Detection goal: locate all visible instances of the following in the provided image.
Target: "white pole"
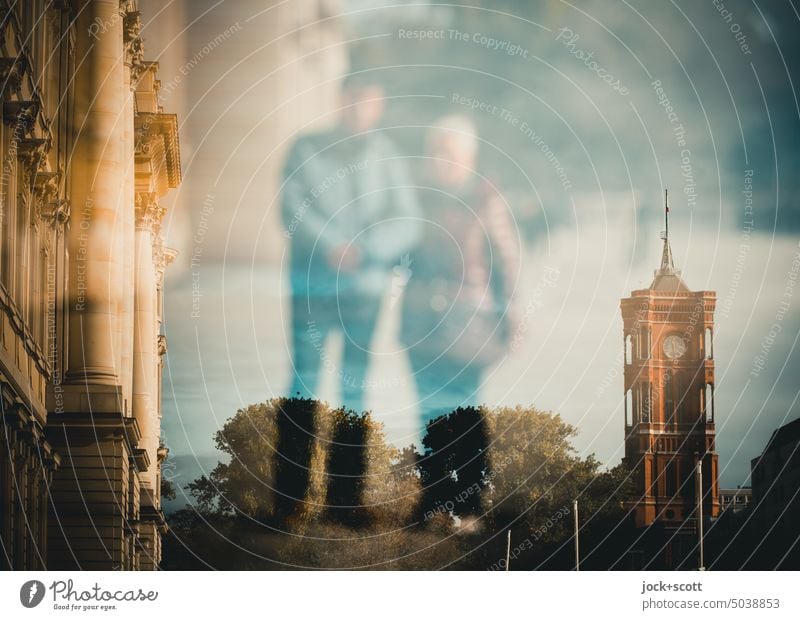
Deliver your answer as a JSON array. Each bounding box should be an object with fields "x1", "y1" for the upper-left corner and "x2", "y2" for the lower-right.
[
  {"x1": 505, "y1": 529, "x2": 511, "y2": 571},
  {"x1": 697, "y1": 460, "x2": 705, "y2": 570},
  {"x1": 573, "y1": 499, "x2": 580, "y2": 571}
]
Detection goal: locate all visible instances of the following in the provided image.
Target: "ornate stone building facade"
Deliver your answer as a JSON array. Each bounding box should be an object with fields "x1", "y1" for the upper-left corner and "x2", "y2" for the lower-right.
[{"x1": 0, "y1": 0, "x2": 180, "y2": 570}]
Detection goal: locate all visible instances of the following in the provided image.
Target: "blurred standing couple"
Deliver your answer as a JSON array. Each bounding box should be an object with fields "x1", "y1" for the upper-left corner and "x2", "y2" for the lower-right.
[{"x1": 281, "y1": 73, "x2": 520, "y2": 431}]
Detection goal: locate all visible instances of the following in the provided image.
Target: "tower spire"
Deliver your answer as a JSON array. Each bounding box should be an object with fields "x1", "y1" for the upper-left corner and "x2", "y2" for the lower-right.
[{"x1": 658, "y1": 189, "x2": 675, "y2": 275}]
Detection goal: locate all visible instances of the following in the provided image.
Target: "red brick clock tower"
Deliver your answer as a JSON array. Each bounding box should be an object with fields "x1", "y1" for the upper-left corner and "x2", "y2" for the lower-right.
[{"x1": 621, "y1": 197, "x2": 720, "y2": 530}]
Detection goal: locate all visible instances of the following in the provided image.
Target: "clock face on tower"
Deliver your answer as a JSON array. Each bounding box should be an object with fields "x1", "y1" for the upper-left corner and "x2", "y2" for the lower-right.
[{"x1": 662, "y1": 334, "x2": 687, "y2": 359}]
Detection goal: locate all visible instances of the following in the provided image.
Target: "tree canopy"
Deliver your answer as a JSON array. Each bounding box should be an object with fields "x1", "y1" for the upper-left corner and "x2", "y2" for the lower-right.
[{"x1": 163, "y1": 398, "x2": 634, "y2": 570}]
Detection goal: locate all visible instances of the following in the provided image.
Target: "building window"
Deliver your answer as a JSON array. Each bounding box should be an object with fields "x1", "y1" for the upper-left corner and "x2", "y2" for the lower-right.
[
  {"x1": 705, "y1": 327, "x2": 713, "y2": 359},
  {"x1": 664, "y1": 373, "x2": 675, "y2": 429},
  {"x1": 625, "y1": 334, "x2": 632, "y2": 365},
  {"x1": 675, "y1": 374, "x2": 686, "y2": 424},
  {"x1": 639, "y1": 327, "x2": 651, "y2": 360},
  {"x1": 15, "y1": 189, "x2": 29, "y2": 309},
  {"x1": 28, "y1": 221, "x2": 39, "y2": 341},
  {"x1": 625, "y1": 388, "x2": 633, "y2": 426},
  {"x1": 640, "y1": 381, "x2": 651, "y2": 423}
]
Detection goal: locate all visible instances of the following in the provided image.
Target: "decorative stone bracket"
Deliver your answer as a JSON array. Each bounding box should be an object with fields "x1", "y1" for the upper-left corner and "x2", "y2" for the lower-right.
[
  {"x1": 0, "y1": 57, "x2": 25, "y2": 97},
  {"x1": 34, "y1": 170, "x2": 69, "y2": 228},
  {"x1": 2, "y1": 99, "x2": 38, "y2": 134},
  {"x1": 123, "y1": 10, "x2": 145, "y2": 84},
  {"x1": 18, "y1": 137, "x2": 49, "y2": 187},
  {"x1": 157, "y1": 334, "x2": 167, "y2": 356}
]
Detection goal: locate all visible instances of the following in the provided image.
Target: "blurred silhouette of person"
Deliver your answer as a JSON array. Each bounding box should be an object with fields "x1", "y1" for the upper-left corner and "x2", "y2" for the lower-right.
[
  {"x1": 401, "y1": 115, "x2": 521, "y2": 429},
  {"x1": 281, "y1": 73, "x2": 420, "y2": 412}
]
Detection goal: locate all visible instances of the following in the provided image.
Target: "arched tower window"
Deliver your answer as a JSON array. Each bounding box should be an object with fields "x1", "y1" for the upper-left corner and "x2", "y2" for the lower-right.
[
  {"x1": 700, "y1": 386, "x2": 706, "y2": 422},
  {"x1": 675, "y1": 374, "x2": 686, "y2": 424},
  {"x1": 639, "y1": 327, "x2": 651, "y2": 360},
  {"x1": 705, "y1": 328, "x2": 713, "y2": 359},
  {"x1": 625, "y1": 334, "x2": 633, "y2": 365},
  {"x1": 664, "y1": 372, "x2": 675, "y2": 429},
  {"x1": 641, "y1": 381, "x2": 651, "y2": 423},
  {"x1": 625, "y1": 388, "x2": 633, "y2": 427}
]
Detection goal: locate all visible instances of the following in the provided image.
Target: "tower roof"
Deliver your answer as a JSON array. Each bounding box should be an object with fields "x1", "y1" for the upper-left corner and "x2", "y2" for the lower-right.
[{"x1": 649, "y1": 190, "x2": 689, "y2": 292}]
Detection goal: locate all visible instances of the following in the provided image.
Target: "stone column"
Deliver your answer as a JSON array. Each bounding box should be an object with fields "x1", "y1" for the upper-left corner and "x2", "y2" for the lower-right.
[
  {"x1": 132, "y1": 192, "x2": 162, "y2": 492},
  {"x1": 120, "y1": 5, "x2": 144, "y2": 412},
  {"x1": 48, "y1": 0, "x2": 135, "y2": 571},
  {"x1": 66, "y1": 0, "x2": 125, "y2": 386}
]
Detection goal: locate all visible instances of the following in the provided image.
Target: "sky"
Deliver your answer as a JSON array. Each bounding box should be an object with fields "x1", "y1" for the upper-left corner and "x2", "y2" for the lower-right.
[{"x1": 138, "y1": 0, "x2": 800, "y2": 510}]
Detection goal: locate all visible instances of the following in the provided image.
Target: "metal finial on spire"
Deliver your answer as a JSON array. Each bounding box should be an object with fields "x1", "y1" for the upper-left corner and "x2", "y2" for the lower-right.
[
  {"x1": 658, "y1": 189, "x2": 675, "y2": 275},
  {"x1": 650, "y1": 189, "x2": 687, "y2": 289}
]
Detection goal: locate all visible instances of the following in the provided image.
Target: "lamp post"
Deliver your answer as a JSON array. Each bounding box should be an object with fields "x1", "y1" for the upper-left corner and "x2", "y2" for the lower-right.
[
  {"x1": 573, "y1": 499, "x2": 580, "y2": 571},
  {"x1": 696, "y1": 460, "x2": 705, "y2": 570}
]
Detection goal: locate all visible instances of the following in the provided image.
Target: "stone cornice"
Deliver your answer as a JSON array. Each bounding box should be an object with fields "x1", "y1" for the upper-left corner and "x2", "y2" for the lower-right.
[
  {"x1": 135, "y1": 111, "x2": 181, "y2": 192},
  {"x1": 134, "y1": 62, "x2": 181, "y2": 226},
  {"x1": 46, "y1": 410, "x2": 143, "y2": 447},
  {"x1": 132, "y1": 447, "x2": 150, "y2": 472}
]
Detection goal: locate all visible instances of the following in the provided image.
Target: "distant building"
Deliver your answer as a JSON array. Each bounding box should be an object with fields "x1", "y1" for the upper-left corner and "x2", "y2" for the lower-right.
[
  {"x1": 750, "y1": 417, "x2": 800, "y2": 528},
  {"x1": 0, "y1": 1, "x2": 180, "y2": 569},
  {"x1": 719, "y1": 487, "x2": 752, "y2": 513},
  {"x1": 621, "y1": 205, "x2": 720, "y2": 530}
]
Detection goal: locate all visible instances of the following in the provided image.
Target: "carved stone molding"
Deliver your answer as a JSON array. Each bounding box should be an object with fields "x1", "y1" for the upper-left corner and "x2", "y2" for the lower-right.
[
  {"x1": 0, "y1": 57, "x2": 25, "y2": 97},
  {"x1": 123, "y1": 10, "x2": 145, "y2": 84},
  {"x1": 157, "y1": 334, "x2": 167, "y2": 356},
  {"x1": 49, "y1": 199, "x2": 70, "y2": 228},
  {"x1": 134, "y1": 133, "x2": 158, "y2": 158},
  {"x1": 18, "y1": 138, "x2": 48, "y2": 187},
  {"x1": 33, "y1": 170, "x2": 59, "y2": 202},
  {"x1": 135, "y1": 191, "x2": 165, "y2": 231},
  {"x1": 33, "y1": 170, "x2": 69, "y2": 230},
  {"x1": 152, "y1": 241, "x2": 164, "y2": 271},
  {"x1": 163, "y1": 246, "x2": 178, "y2": 270},
  {"x1": 2, "y1": 100, "x2": 38, "y2": 134},
  {"x1": 152, "y1": 242, "x2": 177, "y2": 274}
]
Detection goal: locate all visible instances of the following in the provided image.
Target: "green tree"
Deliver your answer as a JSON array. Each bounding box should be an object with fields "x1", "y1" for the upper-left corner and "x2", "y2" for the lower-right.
[
  {"x1": 415, "y1": 406, "x2": 634, "y2": 569},
  {"x1": 164, "y1": 400, "x2": 635, "y2": 569}
]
